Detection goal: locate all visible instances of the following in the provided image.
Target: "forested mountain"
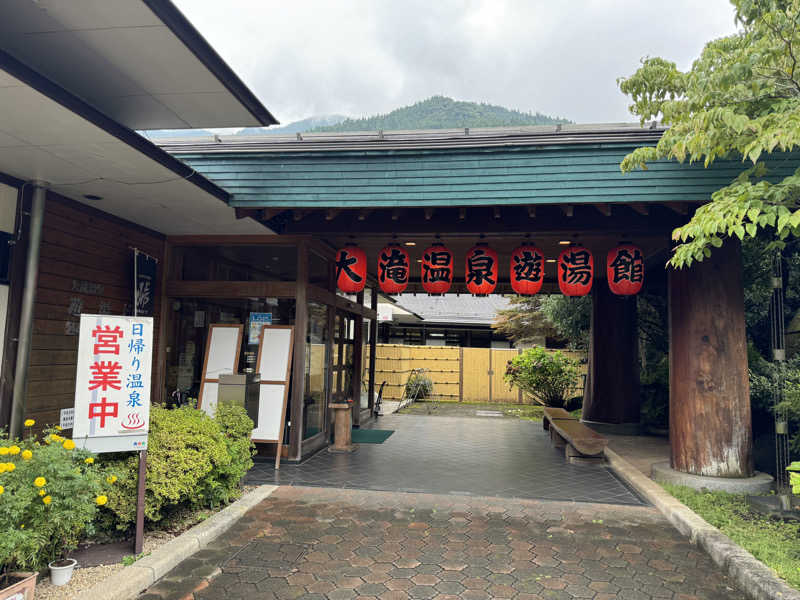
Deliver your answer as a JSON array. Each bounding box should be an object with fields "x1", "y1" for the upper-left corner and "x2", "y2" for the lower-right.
[
  {"x1": 236, "y1": 114, "x2": 347, "y2": 136},
  {"x1": 311, "y1": 96, "x2": 570, "y2": 132}
]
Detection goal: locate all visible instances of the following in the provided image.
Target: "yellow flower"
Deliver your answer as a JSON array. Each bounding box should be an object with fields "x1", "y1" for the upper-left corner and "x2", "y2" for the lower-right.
[
  {"x1": 38, "y1": 489, "x2": 45, "y2": 496},
  {"x1": 106, "y1": 475, "x2": 117, "y2": 485},
  {"x1": 8, "y1": 446, "x2": 19, "y2": 455},
  {"x1": 84, "y1": 457, "x2": 94, "y2": 464},
  {"x1": 0, "y1": 485, "x2": 4, "y2": 495},
  {"x1": 0, "y1": 448, "x2": 8, "y2": 456},
  {"x1": 95, "y1": 495, "x2": 108, "y2": 506},
  {"x1": 62, "y1": 440, "x2": 75, "y2": 450},
  {"x1": 5, "y1": 463, "x2": 15, "y2": 472},
  {"x1": 51, "y1": 435, "x2": 62, "y2": 443},
  {"x1": 20, "y1": 524, "x2": 24, "y2": 529},
  {"x1": 54, "y1": 426, "x2": 62, "y2": 431},
  {"x1": 0, "y1": 464, "x2": 6, "y2": 474},
  {"x1": 42, "y1": 495, "x2": 51, "y2": 505},
  {"x1": 33, "y1": 477, "x2": 46, "y2": 488},
  {"x1": 21, "y1": 450, "x2": 32, "y2": 461},
  {"x1": 23, "y1": 419, "x2": 34, "y2": 427}
]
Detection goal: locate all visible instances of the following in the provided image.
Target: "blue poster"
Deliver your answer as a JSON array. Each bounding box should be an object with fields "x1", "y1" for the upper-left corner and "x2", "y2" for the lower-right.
[{"x1": 248, "y1": 312, "x2": 273, "y2": 344}]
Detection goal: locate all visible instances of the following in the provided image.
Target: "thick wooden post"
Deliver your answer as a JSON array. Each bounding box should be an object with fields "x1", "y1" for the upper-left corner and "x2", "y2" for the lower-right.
[
  {"x1": 582, "y1": 279, "x2": 640, "y2": 427},
  {"x1": 669, "y1": 240, "x2": 753, "y2": 477}
]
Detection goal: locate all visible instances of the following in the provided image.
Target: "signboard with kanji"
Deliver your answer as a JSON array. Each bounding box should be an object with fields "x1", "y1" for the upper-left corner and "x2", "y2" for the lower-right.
[{"x1": 72, "y1": 314, "x2": 153, "y2": 453}]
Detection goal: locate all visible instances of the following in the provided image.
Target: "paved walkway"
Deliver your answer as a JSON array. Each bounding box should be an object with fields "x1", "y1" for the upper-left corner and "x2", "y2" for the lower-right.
[
  {"x1": 246, "y1": 415, "x2": 644, "y2": 506},
  {"x1": 139, "y1": 486, "x2": 745, "y2": 600}
]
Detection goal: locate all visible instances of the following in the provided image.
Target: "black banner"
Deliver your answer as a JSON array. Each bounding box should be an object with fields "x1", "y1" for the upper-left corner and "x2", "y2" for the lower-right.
[{"x1": 134, "y1": 251, "x2": 157, "y2": 317}]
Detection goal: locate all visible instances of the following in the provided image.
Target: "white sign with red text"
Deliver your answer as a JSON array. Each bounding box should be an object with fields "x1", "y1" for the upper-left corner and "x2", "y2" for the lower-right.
[{"x1": 72, "y1": 314, "x2": 153, "y2": 453}]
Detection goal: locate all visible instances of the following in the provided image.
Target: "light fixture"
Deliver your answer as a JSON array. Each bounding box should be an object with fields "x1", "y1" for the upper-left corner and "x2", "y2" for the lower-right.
[
  {"x1": 558, "y1": 240, "x2": 571, "y2": 245},
  {"x1": 405, "y1": 241, "x2": 416, "y2": 246},
  {"x1": 546, "y1": 259, "x2": 556, "y2": 263},
  {"x1": 416, "y1": 259, "x2": 422, "y2": 263}
]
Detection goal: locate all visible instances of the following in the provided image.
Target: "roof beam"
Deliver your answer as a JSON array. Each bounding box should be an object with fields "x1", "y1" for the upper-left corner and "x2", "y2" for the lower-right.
[
  {"x1": 594, "y1": 203, "x2": 612, "y2": 217},
  {"x1": 630, "y1": 203, "x2": 649, "y2": 216},
  {"x1": 358, "y1": 209, "x2": 373, "y2": 221},
  {"x1": 391, "y1": 208, "x2": 404, "y2": 221},
  {"x1": 261, "y1": 208, "x2": 287, "y2": 221},
  {"x1": 493, "y1": 207, "x2": 502, "y2": 219},
  {"x1": 459, "y1": 207, "x2": 466, "y2": 220},
  {"x1": 292, "y1": 209, "x2": 309, "y2": 221},
  {"x1": 561, "y1": 205, "x2": 574, "y2": 218},
  {"x1": 325, "y1": 209, "x2": 341, "y2": 221},
  {"x1": 527, "y1": 206, "x2": 536, "y2": 219},
  {"x1": 665, "y1": 202, "x2": 688, "y2": 215},
  {"x1": 424, "y1": 208, "x2": 435, "y2": 220}
]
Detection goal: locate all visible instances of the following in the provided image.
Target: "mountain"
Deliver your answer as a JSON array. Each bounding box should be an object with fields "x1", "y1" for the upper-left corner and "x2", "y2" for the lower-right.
[
  {"x1": 236, "y1": 114, "x2": 348, "y2": 136},
  {"x1": 311, "y1": 96, "x2": 570, "y2": 133},
  {"x1": 138, "y1": 129, "x2": 214, "y2": 139}
]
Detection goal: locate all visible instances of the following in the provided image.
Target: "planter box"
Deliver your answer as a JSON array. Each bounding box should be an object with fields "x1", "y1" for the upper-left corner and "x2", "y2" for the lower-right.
[{"x1": 0, "y1": 572, "x2": 37, "y2": 600}]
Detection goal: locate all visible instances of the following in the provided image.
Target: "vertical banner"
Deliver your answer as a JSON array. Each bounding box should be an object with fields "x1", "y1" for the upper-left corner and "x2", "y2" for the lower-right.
[
  {"x1": 73, "y1": 314, "x2": 154, "y2": 453},
  {"x1": 134, "y1": 250, "x2": 157, "y2": 317}
]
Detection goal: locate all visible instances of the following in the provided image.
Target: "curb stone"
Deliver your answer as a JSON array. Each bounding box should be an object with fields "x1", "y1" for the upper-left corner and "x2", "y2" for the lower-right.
[
  {"x1": 74, "y1": 484, "x2": 277, "y2": 600},
  {"x1": 606, "y1": 447, "x2": 800, "y2": 600}
]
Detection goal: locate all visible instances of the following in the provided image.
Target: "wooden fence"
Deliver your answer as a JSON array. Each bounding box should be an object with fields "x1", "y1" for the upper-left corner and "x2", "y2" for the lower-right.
[{"x1": 374, "y1": 344, "x2": 586, "y2": 404}]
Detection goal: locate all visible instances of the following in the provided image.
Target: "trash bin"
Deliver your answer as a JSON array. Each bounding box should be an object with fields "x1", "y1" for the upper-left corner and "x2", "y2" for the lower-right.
[{"x1": 218, "y1": 373, "x2": 261, "y2": 425}]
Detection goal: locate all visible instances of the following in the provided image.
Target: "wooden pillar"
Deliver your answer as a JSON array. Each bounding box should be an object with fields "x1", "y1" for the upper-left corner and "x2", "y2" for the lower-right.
[
  {"x1": 368, "y1": 287, "x2": 377, "y2": 412},
  {"x1": 289, "y1": 243, "x2": 308, "y2": 461},
  {"x1": 582, "y1": 279, "x2": 640, "y2": 426},
  {"x1": 668, "y1": 240, "x2": 753, "y2": 477}
]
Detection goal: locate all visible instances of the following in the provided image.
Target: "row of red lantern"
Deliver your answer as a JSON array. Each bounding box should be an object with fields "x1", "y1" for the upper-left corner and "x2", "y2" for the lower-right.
[{"x1": 335, "y1": 242, "x2": 644, "y2": 297}]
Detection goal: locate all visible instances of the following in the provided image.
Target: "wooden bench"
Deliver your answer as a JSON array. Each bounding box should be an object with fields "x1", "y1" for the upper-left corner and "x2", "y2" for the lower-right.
[{"x1": 542, "y1": 407, "x2": 608, "y2": 464}]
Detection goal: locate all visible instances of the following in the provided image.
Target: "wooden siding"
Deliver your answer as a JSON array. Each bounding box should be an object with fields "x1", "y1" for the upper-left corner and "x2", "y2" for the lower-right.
[
  {"x1": 175, "y1": 146, "x2": 800, "y2": 208},
  {"x1": 24, "y1": 195, "x2": 164, "y2": 429}
]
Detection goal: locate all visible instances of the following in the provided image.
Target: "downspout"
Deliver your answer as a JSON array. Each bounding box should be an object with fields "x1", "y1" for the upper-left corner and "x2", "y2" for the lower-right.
[{"x1": 9, "y1": 183, "x2": 46, "y2": 439}]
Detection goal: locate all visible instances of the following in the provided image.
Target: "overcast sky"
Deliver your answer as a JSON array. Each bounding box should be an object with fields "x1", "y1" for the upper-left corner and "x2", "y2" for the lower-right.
[{"x1": 174, "y1": 0, "x2": 739, "y2": 126}]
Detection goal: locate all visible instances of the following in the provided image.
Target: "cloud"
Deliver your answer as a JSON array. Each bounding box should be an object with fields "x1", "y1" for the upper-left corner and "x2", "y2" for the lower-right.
[{"x1": 174, "y1": 0, "x2": 738, "y2": 125}]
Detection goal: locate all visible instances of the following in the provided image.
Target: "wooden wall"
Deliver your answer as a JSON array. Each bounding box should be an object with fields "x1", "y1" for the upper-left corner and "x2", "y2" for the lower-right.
[
  {"x1": 24, "y1": 194, "x2": 164, "y2": 428},
  {"x1": 374, "y1": 344, "x2": 586, "y2": 404}
]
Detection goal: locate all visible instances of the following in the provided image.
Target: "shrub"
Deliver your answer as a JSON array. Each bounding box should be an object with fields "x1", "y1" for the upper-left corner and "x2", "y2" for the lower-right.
[
  {"x1": 102, "y1": 404, "x2": 254, "y2": 531},
  {"x1": 0, "y1": 425, "x2": 115, "y2": 572},
  {"x1": 504, "y1": 347, "x2": 579, "y2": 408},
  {"x1": 405, "y1": 372, "x2": 434, "y2": 399}
]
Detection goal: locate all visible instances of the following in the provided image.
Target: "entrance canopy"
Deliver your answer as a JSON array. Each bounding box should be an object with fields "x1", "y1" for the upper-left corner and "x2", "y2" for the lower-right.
[{"x1": 0, "y1": 0, "x2": 277, "y2": 129}]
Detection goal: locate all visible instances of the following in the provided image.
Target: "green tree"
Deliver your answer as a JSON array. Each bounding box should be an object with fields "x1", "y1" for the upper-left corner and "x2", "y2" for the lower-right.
[
  {"x1": 504, "y1": 347, "x2": 580, "y2": 408},
  {"x1": 492, "y1": 295, "x2": 553, "y2": 345},
  {"x1": 618, "y1": 0, "x2": 800, "y2": 267}
]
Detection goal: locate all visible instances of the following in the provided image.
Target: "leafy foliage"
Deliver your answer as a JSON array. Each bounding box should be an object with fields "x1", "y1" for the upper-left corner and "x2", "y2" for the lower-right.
[
  {"x1": 618, "y1": 1, "x2": 800, "y2": 267},
  {"x1": 504, "y1": 347, "x2": 580, "y2": 408},
  {"x1": 405, "y1": 372, "x2": 434, "y2": 400},
  {"x1": 539, "y1": 295, "x2": 591, "y2": 349},
  {"x1": 312, "y1": 96, "x2": 570, "y2": 133},
  {"x1": 492, "y1": 295, "x2": 557, "y2": 345},
  {"x1": 101, "y1": 404, "x2": 254, "y2": 530},
  {"x1": 0, "y1": 426, "x2": 115, "y2": 572}
]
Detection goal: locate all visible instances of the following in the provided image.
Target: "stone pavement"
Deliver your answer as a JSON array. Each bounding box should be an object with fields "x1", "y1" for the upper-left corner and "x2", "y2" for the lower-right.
[{"x1": 139, "y1": 486, "x2": 745, "y2": 600}]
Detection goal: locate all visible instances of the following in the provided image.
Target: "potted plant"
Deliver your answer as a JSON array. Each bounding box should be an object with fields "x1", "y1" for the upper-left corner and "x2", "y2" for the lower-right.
[{"x1": 0, "y1": 422, "x2": 116, "y2": 593}]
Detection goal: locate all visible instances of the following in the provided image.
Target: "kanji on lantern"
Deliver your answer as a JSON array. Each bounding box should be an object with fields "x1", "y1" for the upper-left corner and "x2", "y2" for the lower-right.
[
  {"x1": 607, "y1": 244, "x2": 644, "y2": 295},
  {"x1": 510, "y1": 244, "x2": 544, "y2": 296},
  {"x1": 335, "y1": 245, "x2": 367, "y2": 293},
  {"x1": 378, "y1": 244, "x2": 409, "y2": 294},
  {"x1": 558, "y1": 245, "x2": 593, "y2": 296},
  {"x1": 421, "y1": 243, "x2": 453, "y2": 295},
  {"x1": 465, "y1": 244, "x2": 498, "y2": 296}
]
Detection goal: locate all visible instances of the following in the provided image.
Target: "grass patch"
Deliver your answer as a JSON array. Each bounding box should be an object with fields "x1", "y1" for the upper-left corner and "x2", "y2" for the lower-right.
[{"x1": 661, "y1": 483, "x2": 800, "y2": 589}]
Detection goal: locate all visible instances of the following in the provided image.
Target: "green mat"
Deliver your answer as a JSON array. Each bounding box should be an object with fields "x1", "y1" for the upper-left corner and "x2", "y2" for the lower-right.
[{"x1": 351, "y1": 429, "x2": 394, "y2": 444}]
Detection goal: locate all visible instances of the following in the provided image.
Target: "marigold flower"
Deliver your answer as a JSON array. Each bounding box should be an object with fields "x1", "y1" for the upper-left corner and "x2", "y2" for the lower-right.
[
  {"x1": 62, "y1": 440, "x2": 75, "y2": 450},
  {"x1": 42, "y1": 495, "x2": 52, "y2": 505},
  {"x1": 106, "y1": 475, "x2": 118, "y2": 484},
  {"x1": 5, "y1": 463, "x2": 15, "y2": 472},
  {"x1": 34, "y1": 477, "x2": 46, "y2": 488},
  {"x1": 8, "y1": 446, "x2": 19, "y2": 455},
  {"x1": 20, "y1": 524, "x2": 24, "y2": 529},
  {"x1": 24, "y1": 419, "x2": 34, "y2": 427},
  {"x1": 0, "y1": 464, "x2": 6, "y2": 474},
  {"x1": 21, "y1": 450, "x2": 32, "y2": 461},
  {"x1": 0, "y1": 485, "x2": 4, "y2": 495},
  {"x1": 0, "y1": 447, "x2": 8, "y2": 456},
  {"x1": 54, "y1": 426, "x2": 62, "y2": 431},
  {"x1": 95, "y1": 495, "x2": 108, "y2": 506},
  {"x1": 84, "y1": 457, "x2": 94, "y2": 464},
  {"x1": 38, "y1": 489, "x2": 45, "y2": 496}
]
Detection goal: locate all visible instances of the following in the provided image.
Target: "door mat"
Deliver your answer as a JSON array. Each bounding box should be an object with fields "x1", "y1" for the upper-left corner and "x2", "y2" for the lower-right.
[{"x1": 351, "y1": 429, "x2": 394, "y2": 444}]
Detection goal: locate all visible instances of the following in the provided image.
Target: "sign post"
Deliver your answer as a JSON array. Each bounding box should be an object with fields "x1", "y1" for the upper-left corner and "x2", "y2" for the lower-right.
[{"x1": 72, "y1": 313, "x2": 153, "y2": 553}]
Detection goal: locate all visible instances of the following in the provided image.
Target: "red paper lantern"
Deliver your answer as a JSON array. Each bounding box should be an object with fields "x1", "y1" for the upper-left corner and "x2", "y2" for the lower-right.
[
  {"x1": 558, "y1": 245, "x2": 593, "y2": 296},
  {"x1": 335, "y1": 245, "x2": 367, "y2": 293},
  {"x1": 607, "y1": 244, "x2": 644, "y2": 295},
  {"x1": 510, "y1": 244, "x2": 544, "y2": 296},
  {"x1": 377, "y1": 244, "x2": 410, "y2": 294},
  {"x1": 421, "y1": 243, "x2": 453, "y2": 295},
  {"x1": 465, "y1": 243, "x2": 498, "y2": 296}
]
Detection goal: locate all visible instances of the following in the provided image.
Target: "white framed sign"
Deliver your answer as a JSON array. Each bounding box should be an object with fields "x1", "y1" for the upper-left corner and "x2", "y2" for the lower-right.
[
  {"x1": 72, "y1": 314, "x2": 153, "y2": 453},
  {"x1": 197, "y1": 324, "x2": 243, "y2": 417}
]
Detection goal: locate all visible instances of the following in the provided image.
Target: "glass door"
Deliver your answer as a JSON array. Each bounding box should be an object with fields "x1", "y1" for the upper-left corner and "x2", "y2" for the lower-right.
[{"x1": 331, "y1": 311, "x2": 356, "y2": 403}]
